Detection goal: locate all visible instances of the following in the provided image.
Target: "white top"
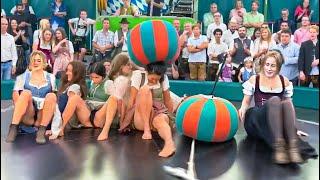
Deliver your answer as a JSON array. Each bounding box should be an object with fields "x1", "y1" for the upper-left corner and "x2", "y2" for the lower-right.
[
  {"x1": 207, "y1": 41, "x2": 228, "y2": 64},
  {"x1": 221, "y1": 29, "x2": 239, "y2": 48},
  {"x1": 242, "y1": 78, "x2": 293, "y2": 98},
  {"x1": 187, "y1": 35, "x2": 208, "y2": 63},
  {"x1": 114, "y1": 30, "x2": 128, "y2": 52},
  {"x1": 206, "y1": 22, "x2": 227, "y2": 41},
  {"x1": 131, "y1": 70, "x2": 170, "y2": 91},
  {"x1": 92, "y1": 30, "x2": 114, "y2": 48},
  {"x1": 34, "y1": 39, "x2": 52, "y2": 50},
  {"x1": 33, "y1": 30, "x2": 40, "y2": 44},
  {"x1": 10, "y1": 5, "x2": 35, "y2": 15},
  {"x1": 1, "y1": 33, "x2": 18, "y2": 66},
  {"x1": 105, "y1": 75, "x2": 131, "y2": 100},
  {"x1": 1, "y1": 9, "x2": 5, "y2": 16},
  {"x1": 252, "y1": 38, "x2": 277, "y2": 57},
  {"x1": 69, "y1": 18, "x2": 95, "y2": 37}
]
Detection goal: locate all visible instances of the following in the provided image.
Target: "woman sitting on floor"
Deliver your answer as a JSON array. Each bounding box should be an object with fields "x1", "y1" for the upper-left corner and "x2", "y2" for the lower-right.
[
  {"x1": 124, "y1": 61, "x2": 176, "y2": 158},
  {"x1": 96, "y1": 53, "x2": 134, "y2": 140},
  {"x1": 238, "y1": 50, "x2": 317, "y2": 164},
  {"x1": 6, "y1": 50, "x2": 57, "y2": 144}
]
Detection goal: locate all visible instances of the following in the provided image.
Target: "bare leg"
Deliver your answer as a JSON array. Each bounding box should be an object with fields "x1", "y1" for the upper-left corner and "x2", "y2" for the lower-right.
[
  {"x1": 11, "y1": 90, "x2": 33, "y2": 125},
  {"x1": 152, "y1": 114, "x2": 176, "y2": 157},
  {"x1": 93, "y1": 102, "x2": 108, "y2": 128},
  {"x1": 97, "y1": 96, "x2": 118, "y2": 141},
  {"x1": 79, "y1": 48, "x2": 87, "y2": 62},
  {"x1": 135, "y1": 86, "x2": 153, "y2": 140}
]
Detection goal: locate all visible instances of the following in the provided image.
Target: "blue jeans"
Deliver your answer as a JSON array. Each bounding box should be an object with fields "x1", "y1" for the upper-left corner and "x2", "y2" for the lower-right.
[{"x1": 1, "y1": 61, "x2": 12, "y2": 80}]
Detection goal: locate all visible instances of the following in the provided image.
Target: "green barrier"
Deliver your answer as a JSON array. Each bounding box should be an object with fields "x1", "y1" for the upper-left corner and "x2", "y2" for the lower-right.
[
  {"x1": 95, "y1": 15, "x2": 196, "y2": 32},
  {"x1": 1, "y1": 80, "x2": 318, "y2": 110}
]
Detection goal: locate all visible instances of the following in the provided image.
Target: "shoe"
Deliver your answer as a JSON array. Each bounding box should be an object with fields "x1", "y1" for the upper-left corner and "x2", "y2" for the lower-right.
[
  {"x1": 288, "y1": 139, "x2": 304, "y2": 163},
  {"x1": 6, "y1": 124, "x2": 18, "y2": 142},
  {"x1": 273, "y1": 138, "x2": 290, "y2": 164},
  {"x1": 36, "y1": 125, "x2": 47, "y2": 144}
]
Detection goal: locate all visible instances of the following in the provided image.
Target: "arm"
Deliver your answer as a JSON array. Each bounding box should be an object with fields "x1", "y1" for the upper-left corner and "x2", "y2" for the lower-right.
[
  {"x1": 68, "y1": 18, "x2": 76, "y2": 35},
  {"x1": 127, "y1": 87, "x2": 138, "y2": 110},
  {"x1": 198, "y1": 40, "x2": 208, "y2": 50},
  {"x1": 284, "y1": 45, "x2": 300, "y2": 65},
  {"x1": 298, "y1": 43, "x2": 305, "y2": 72},
  {"x1": 187, "y1": 45, "x2": 201, "y2": 53},
  {"x1": 163, "y1": 90, "x2": 173, "y2": 113},
  {"x1": 238, "y1": 68, "x2": 243, "y2": 82},
  {"x1": 32, "y1": 40, "x2": 39, "y2": 51},
  {"x1": 238, "y1": 94, "x2": 252, "y2": 122}
]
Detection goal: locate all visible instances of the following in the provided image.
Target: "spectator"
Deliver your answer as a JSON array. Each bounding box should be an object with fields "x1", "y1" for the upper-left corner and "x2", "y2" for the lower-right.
[
  {"x1": 92, "y1": 18, "x2": 114, "y2": 63},
  {"x1": 50, "y1": 0, "x2": 67, "y2": 30},
  {"x1": 294, "y1": 16, "x2": 311, "y2": 45},
  {"x1": 243, "y1": 0, "x2": 264, "y2": 38},
  {"x1": 178, "y1": 22, "x2": 193, "y2": 80},
  {"x1": 52, "y1": 27, "x2": 74, "y2": 76},
  {"x1": 253, "y1": 27, "x2": 276, "y2": 73},
  {"x1": 187, "y1": 24, "x2": 208, "y2": 81},
  {"x1": 10, "y1": 0, "x2": 35, "y2": 15},
  {"x1": 68, "y1": 9, "x2": 96, "y2": 62},
  {"x1": 207, "y1": 28, "x2": 228, "y2": 81},
  {"x1": 238, "y1": 56, "x2": 255, "y2": 83},
  {"x1": 206, "y1": 12, "x2": 227, "y2": 42},
  {"x1": 274, "y1": 8, "x2": 296, "y2": 33},
  {"x1": 229, "y1": 0, "x2": 246, "y2": 26},
  {"x1": 146, "y1": 0, "x2": 164, "y2": 16},
  {"x1": 12, "y1": 4, "x2": 33, "y2": 44},
  {"x1": 294, "y1": 0, "x2": 313, "y2": 28},
  {"x1": 222, "y1": 18, "x2": 239, "y2": 48},
  {"x1": 32, "y1": 28, "x2": 55, "y2": 69},
  {"x1": 173, "y1": 18, "x2": 183, "y2": 36},
  {"x1": 203, "y1": 3, "x2": 223, "y2": 34},
  {"x1": 104, "y1": 61, "x2": 111, "y2": 75},
  {"x1": 1, "y1": 9, "x2": 6, "y2": 18},
  {"x1": 274, "y1": 29, "x2": 300, "y2": 86},
  {"x1": 229, "y1": 26, "x2": 254, "y2": 81},
  {"x1": 113, "y1": 18, "x2": 130, "y2": 56},
  {"x1": 218, "y1": 54, "x2": 234, "y2": 82},
  {"x1": 114, "y1": 0, "x2": 139, "y2": 16},
  {"x1": 251, "y1": 27, "x2": 261, "y2": 42},
  {"x1": 1, "y1": 17, "x2": 18, "y2": 80},
  {"x1": 272, "y1": 21, "x2": 294, "y2": 44},
  {"x1": 33, "y1": 19, "x2": 50, "y2": 43},
  {"x1": 8, "y1": 19, "x2": 28, "y2": 76},
  {"x1": 298, "y1": 25, "x2": 319, "y2": 88}
]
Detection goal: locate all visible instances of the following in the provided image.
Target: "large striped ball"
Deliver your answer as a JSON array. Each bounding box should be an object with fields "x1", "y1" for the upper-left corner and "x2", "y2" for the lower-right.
[
  {"x1": 176, "y1": 96, "x2": 239, "y2": 142},
  {"x1": 127, "y1": 20, "x2": 180, "y2": 66}
]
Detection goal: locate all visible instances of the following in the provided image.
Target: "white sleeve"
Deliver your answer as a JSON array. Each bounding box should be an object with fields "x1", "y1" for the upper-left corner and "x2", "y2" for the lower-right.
[
  {"x1": 104, "y1": 79, "x2": 115, "y2": 95},
  {"x1": 130, "y1": 70, "x2": 143, "y2": 90},
  {"x1": 10, "y1": 7, "x2": 15, "y2": 15},
  {"x1": 240, "y1": 67, "x2": 245, "y2": 73},
  {"x1": 242, "y1": 80, "x2": 255, "y2": 96},
  {"x1": 87, "y1": 18, "x2": 96, "y2": 24},
  {"x1": 207, "y1": 43, "x2": 214, "y2": 56},
  {"x1": 13, "y1": 73, "x2": 26, "y2": 91},
  {"x1": 187, "y1": 37, "x2": 192, "y2": 46},
  {"x1": 114, "y1": 31, "x2": 119, "y2": 47},
  {"x1": 49, "y1": 73, "x2": 57, "y2": 91},
  {"x1": 92, "y1": 31, "x2": 98, "y2": 42},
  {"x1": 162, "y1": 75, "x2": 170, "y2": 91},
  {"x1": 68, "y1": 84, "x2": 81, "y2": 95},
  {"x1": 33, "y1": 30, "x2": 39, "y2": 44},
  {"x1": 284, "y1": 82, "x2": 293, "y2": 98},
  {"x1": 29, "y1": 6, "x2": 35, "y2": 15},
  {"x1": 114, "y1": 76, "x2": 130, "y2": 99},
  {"x1": 69, "y1": 18, "x2": 78, "y2": 23},
  {"x1": 68, "y1": 41, "x2": 74, "y2": 54}
]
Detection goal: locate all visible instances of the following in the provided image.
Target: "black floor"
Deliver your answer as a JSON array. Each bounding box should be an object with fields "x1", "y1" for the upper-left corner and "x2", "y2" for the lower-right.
[{"x1": 1, "y1": 100, "x2": 319, "y2": 180}]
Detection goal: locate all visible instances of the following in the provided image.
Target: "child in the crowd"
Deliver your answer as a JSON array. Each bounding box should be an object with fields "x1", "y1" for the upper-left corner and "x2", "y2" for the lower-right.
[
  {"x1": 218, "y1": 54, "x2": 234, "y2": 82},
  {"x1": 238, "y1": 56, "x2": 255, "y2": 83}
]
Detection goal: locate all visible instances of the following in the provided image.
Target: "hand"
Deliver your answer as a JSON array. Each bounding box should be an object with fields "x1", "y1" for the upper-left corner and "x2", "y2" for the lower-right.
[
  {"x1": 311, "y1": 59, "x2": 319, "y2": 67},
  {"x1": 299, "y1": 71, "x2": 306, "y2": 81},
  {"x1": 71, "y1": 29, "x2": 76, "y2": 35},
  {"x1": 11, "y1": 66, "x2": 16, "y2": 75},
  {"x1": 238, "y1": 107, "x2": 246, "y2": 123},
  {"x1": 20, "y1": 30, "x2": 25, "y2": 36},
  {"x1": 61, "y1": 38, "x2": 68, "y2": 44}
]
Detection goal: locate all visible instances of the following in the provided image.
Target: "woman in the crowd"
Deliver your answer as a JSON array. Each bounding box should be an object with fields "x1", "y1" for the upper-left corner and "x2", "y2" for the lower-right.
[
  {"x1": 6, "y1": 50, "x2": 57, "y2": 144},
  {"x1": 96, "y1": 53, "x2": 133, "y2": 140},
  {"x1": 52, "y1": 27, "x2": 74, "y2": 76},
  {"x1": 50, "y1": 0, "x2": 67, "y2": 30},
  {"x1": 253, "y1": 27, "x2": 276, "y2": 73},
  {"x1": 251, "y1": 27, "x2": 261, "y2": 42},
  {"x1": 229, "y1": 0, "x2": 246, "y2": 26},
  {"x1": 238, "y1": 50, "x2": 316, "y2": 164},
  {"x1": 126, "y1": 61, "x2": 175, "y2": 158},
  {"x1": 294, "y1": 0, "x2": 313, "y2": 27},
  {"x1": 33, "y1": 19, "x2": 51, "y2": 44},
  {"x1": 57, "y1": 61, "x2": 92, "y2": 136},
  {"x1": 8, "y1": 18, "x2": 28, "y2": 76},
  {"x1": 33, "y1": 28, "x2": 55, "y2": 70}
]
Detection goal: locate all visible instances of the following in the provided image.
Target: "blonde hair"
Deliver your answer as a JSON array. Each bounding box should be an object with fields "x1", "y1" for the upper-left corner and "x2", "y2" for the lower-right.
[
  {"x1": 310, "y1": 25, "x2": 319, "y2": 33},
  {"x1": 29, "y1": 50, "x2": 48, "y2": 70},
  {"x1": 41, "y1": 28, "x2": 55, "y2": 46},
  {"x1": 39, "y1": 19, "x2": 50, "y2": 31},
  {"x1": 259, "y1": 51, "x2": 284, "y2": 73}
]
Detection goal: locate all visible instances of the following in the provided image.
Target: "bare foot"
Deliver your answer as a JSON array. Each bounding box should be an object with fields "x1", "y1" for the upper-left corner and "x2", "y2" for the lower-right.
[
  {"x1": 142, "y1": 131, "x2": 152, "y2": 140},
  {"x1": 59, "y1": 129, "x2": 64, "y2": 136},
  {"x1": 97, "y1": 133, "x2": 108, "y2": 141},
  {"x1": 45, "y1": 130, "x2": 52, "y2": 136},
  {"x1": 158, "y1": 141, "x2": 176, "y2": 158}
]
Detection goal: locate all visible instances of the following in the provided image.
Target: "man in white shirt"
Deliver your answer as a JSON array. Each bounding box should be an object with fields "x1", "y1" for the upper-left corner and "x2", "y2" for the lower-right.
[
  {"x1": 1, "y1": 18, "x2": 18, "y2": 80},
  {"x1": 207, "y1": 28, "x2": 229, "y2": 81},
  {"x1": 187, "y1": 24, "x2": 208, "y2": 81},
  {"x1": 206, "y1": 12, "x2": 227, "y2": 42},
  {"x1": 114, "y1": 18, "x2": 130, "y2": 56},
  {"x1": 68, "y1": 9, "x2": 96, "y2": 62},
  {"x1": 222, "y1": 18, "x2": 239, "y2": 48}
]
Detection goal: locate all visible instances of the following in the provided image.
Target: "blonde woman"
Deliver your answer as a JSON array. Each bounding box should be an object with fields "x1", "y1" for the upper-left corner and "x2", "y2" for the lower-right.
[
  {"x1": 33, "y1": 19, "x2": 50, "y2": 43},
  {"x1": 229, "y1": 0, "x2": 246, "y2": 25},
  {"x1": 6, "y1": 50, "x2": 57, "y2": 144},
  {"x1": 33, "y1": 28, "x2": 55, "y2": 69}
]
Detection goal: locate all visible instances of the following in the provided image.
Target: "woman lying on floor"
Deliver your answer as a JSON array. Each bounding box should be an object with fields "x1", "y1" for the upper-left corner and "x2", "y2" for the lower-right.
[
  {"x1": 238, "y1": 50, "x2": 317, "y2": 164},
  {"x1": 6, "y1": 50, "x2": 57, "y2": 144}
]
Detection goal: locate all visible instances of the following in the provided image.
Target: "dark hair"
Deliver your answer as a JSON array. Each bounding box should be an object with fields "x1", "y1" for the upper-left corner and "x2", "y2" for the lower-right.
[
  {"x1": 80, "y1": 9, "x2": 87, "y2": 14},
  {"x1": 58, "y1": 61, "x2": 87, "y2": 98},
  {"x1": 103, "y1": 17, "x2": 109, "y2": 23},
  {"x1": 280, "y1": 21, "x2": 289, "y2": 26},
  {"x1": 251, "y1": 27, "x2": 261, "y2": 41},
  {"x1": 213, "y1": 28, "x2": 223, "y2": 35},
  {"x1": 300, "y1": 0, "x2": 310, "y2": 9},
  {"x1": 146, "y1": 61, "x2": 167, "y2": 83},
  {"x1": 192, "y1": 24, "x2": 201, "y2": 30},
  {"x1": 252, "y1": 0, "x2": 259, "y2": 6},
  {"x1": 16, "y1": 3, "x2": 23, "y2": 7},
  {"x1": 54, "y1": 27, "x2": 67, "y2": 47},
  {"x1": 89, "y1": 62, "x2": 106, "y2": 78},
  {"x1": 108, "y1": 53, "x2": 130, "y2": 80},
  {"x1": 280, "y1": 29, "x2": 292, "y2": 35}
]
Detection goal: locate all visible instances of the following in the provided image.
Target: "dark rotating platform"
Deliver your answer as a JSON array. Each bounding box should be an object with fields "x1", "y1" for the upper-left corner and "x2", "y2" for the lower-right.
[{"x1": 1, "y1": 100, "x2": 319, "y2": 180}]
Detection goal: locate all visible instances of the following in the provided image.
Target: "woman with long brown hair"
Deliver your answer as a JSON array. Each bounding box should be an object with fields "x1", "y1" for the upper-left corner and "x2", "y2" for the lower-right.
[{"x1": 33, "y1": 28, "x2": 55, "y2": 69}]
